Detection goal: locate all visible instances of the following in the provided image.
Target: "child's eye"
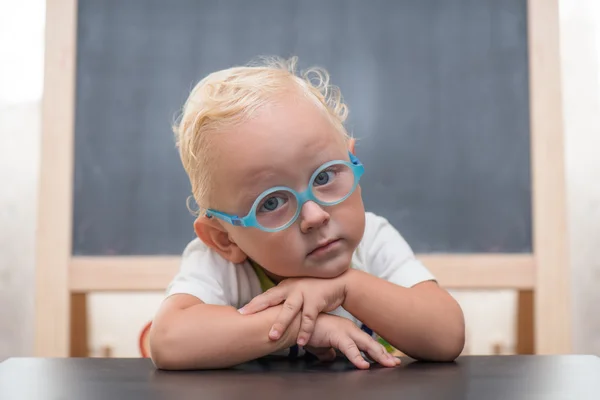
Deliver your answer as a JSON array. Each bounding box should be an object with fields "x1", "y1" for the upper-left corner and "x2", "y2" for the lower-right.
[
  {"x1": 313, "y1": 170, "x2": 335, "y2": 186},
  {"x1": 258, "y1": 196, "x2": 287, "y2": 213}
]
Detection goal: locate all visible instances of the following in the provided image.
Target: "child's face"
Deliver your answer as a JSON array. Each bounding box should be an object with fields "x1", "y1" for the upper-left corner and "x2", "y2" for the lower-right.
[{"x1": 205, "y1": 92, "x2": 366, "y2": 280}]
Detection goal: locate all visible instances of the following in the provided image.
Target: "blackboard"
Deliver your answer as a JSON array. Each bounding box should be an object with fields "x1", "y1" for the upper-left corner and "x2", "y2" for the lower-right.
[{"x1": 72, "y1": 0, "x2": 531, "y2": 255}]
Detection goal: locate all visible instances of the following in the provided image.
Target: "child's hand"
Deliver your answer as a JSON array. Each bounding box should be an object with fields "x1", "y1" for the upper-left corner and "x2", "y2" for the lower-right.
[
  {"x1": 307, "y1": 314, "x2": 400, "y2": 369},
  {"x1": 239, "y1": 275, "x2": 347, "y2": 346},
  {"x1": 304, "y1": 345, "x2": 337, "y2": 362}
]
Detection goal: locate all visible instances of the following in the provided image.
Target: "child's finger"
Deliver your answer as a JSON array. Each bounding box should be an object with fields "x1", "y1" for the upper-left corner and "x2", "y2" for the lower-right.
[
  {"x1": 239, "y1": 287, "x2": 286, "y2": 315},
  {"x1": 296, "y1": 298, "x2": 320, "y2": 346},
  {"x1": 269, "y1": 291, "x2": 304, "y2": 340},
  {"x1": 337, "y1": 336, "x2": 370, "y2": 370},
  {"x1": 351, "y1": 330, "x2": 399, "y2": 368}
]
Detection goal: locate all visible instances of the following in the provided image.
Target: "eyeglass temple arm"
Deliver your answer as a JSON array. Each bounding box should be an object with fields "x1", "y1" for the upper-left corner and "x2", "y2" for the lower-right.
[
  {"x1": 349, "y1": 151, "x2": 362, "y2": 165},
  {"x1": 205, "y1": 210, "x2": 245, "y2": 226}
]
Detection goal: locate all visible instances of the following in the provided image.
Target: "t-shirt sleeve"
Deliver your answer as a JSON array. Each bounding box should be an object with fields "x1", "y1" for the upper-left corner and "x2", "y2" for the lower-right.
[
  {"x1": 358, "y1": 212, "x2": 436, "y2": 288},
  {"x1": 164, "y1": 239, "x2": 298, "y2": 357},
  {"x1": 165, "y1": 238, "x2": 241, "y2": 306}
]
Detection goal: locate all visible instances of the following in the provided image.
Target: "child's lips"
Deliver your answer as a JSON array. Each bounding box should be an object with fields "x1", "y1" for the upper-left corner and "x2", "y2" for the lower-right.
[{"x1": 307, "y1": 239, "x2": 342, "y2": 257}]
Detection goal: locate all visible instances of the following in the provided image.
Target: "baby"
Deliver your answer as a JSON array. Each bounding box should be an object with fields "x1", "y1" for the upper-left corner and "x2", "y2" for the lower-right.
[{"x1": 149, "y1": 56, "x2": 465, "y2": 370}]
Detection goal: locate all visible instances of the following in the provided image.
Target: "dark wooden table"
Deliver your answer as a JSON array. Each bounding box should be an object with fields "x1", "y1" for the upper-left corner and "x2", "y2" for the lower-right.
[{"x1": 1, "y1": 355, "x2": 599, "y2": 399}]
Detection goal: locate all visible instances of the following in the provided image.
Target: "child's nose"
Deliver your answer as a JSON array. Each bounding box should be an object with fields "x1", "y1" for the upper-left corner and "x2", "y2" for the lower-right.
[{"x1": 299, "y1": 201, "x2": 330, "y2": 233}]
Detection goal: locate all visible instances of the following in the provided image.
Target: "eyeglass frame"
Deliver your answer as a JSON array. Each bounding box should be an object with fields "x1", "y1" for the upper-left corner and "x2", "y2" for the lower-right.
[{"x1": 205, "y1": 151, "x2": 365, "y2": 232}]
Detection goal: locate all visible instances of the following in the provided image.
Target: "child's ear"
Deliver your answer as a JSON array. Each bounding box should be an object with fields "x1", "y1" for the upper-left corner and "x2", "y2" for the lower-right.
[
  {"x1": 348, "y1": 138, "x2": 356, "y2": 154},
  {"x1": 194, "y1": 216, "x2": 248, "y2": 264}
]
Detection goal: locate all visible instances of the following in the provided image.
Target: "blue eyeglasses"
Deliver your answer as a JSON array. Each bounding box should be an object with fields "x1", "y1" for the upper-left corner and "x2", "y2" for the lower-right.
[{"x1": 206, "y1": 152, "x2": 365, "y2": 232}]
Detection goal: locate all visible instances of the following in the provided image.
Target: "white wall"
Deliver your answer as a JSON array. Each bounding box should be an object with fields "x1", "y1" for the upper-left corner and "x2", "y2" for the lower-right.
[
  {"x1": 560, "y1": 0, "x2": 600, "y2": 356},
  {"x1": 0, "y1": 102, "x2": 39, "y2": 360},
  {"x1": 0, "y1": 0, "x2": 598, "y2": 359},
  {"x1": 0, "y1": 0, "x2": 44, "y2": 361}
]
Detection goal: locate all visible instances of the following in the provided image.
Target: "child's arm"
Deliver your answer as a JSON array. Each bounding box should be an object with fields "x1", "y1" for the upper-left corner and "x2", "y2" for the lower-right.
[
  {"x1": 241, "y1": 272, "x2": 464, "y2": 362},
  {"x1": 341, "y1": 270, "x2": 465, "y2": 362},
  {"x1": 149, "y1": 292, "x2": 396, "y2": 370},
  {"x1": 149, "y1": 293, "x2": 302, "y2": 370}
]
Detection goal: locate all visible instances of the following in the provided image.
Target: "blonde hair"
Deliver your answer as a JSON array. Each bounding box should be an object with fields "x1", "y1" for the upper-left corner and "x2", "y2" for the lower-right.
[{"x1": 173, "y1": 56, "x2": 350, "y2": 213}]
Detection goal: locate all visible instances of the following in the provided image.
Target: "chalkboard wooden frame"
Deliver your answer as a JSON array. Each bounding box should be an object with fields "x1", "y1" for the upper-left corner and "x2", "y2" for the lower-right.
[{"x1": 34, "y1": 0, "x2": 570, "y2": 357}]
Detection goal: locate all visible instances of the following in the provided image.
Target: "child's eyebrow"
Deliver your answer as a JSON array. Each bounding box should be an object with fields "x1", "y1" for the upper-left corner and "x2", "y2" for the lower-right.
[
  {"x1": 237, "y1": 188, "x2": 262, "y2": 209},
  {"x1": 234, "y1": 171, "x2": 276, "y2": 209},
  {"x1": 233, "y1": 168, "x2": 295, "y2": 211},
  {"x1": 230, "y1": 153, "x2": 341, "y2": 211}
]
